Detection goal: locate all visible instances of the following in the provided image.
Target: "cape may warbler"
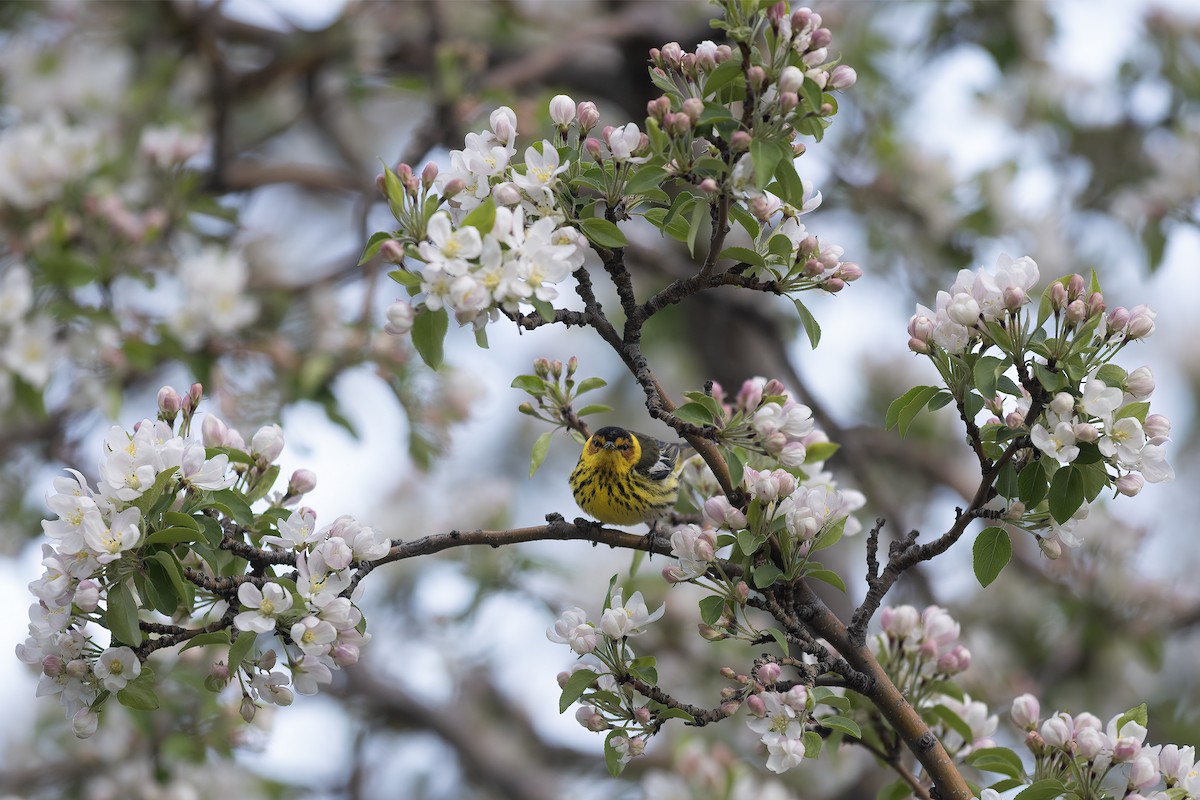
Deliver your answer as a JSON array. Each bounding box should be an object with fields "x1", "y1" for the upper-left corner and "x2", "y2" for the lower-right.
[{"x1": 569, "y1": 426, "x2": 681, "y2": 526}]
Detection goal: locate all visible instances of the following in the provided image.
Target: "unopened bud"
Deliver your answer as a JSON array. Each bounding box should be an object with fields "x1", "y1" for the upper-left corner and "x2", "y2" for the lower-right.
[
  {"x1": 1038, "y1": 537, "x2": 1062, "y2": 560},
  {"x1": 211, "y1": 662, "x2": 230, "y2": 682},
  {"x1": 42, "y1": 654, "x2": 64, "y2": 678},
  {"x1": 734, "y1": 581, "x2": 749, "y2": 604},
  {"x1": 1067, "y1": 273, "x2": 1086, "y2": 300},
  {"x1": 698, "y1": 178, "x2": 719, "y2": 194},
  {"x1": 287, "y1": 468, "x2": 317, "y2": 496},
  {"x1": 778, "y1": 66, "x2": 804, "y2": 95},
  {"x1": 72, "y1": 708, "x2": 99, "y2": 739},
  {"x1": 681, "y1": 97, "x2": 704, "y2": 122},
  {"x1": 837, "y1": 262, "x2": 862, "y2": 282},
  {"x1": 791, "y1": 8, "x2": 812, "y2": 31},
  {"x1": 1106, "y1": 306, "x2": 1130, "y2": 332},
  {"x1": 1005, "y1": 410, "x2": 1024, "y2": 428},
  {"x1": 1144, "y1": 413, "x2": 1170, "y2": 441},
  {"x1": 730, "y1": 130, "x2": 752, "y2": 152},
  {"x1": 829, "y1": 64, "x2": 857, "y2": 90},
  {"x1": 633, "y1": 706, "x2": 652, "y2": 724},
  {"x1": 258, "y1": 649, "x2": 277, "y2": 671},
  {"x1": 1073, "y1": 422, "x2": 1098, "y2": 443},
  {"x1": 157, "y1": 386, "x2": 182, "y2": 422},
  {"x1": 1115, "y1": 473, "x2": 1144, "y2": 497},
  {"x1": 756, "y1": 662, "x2": 781, "y2": 684},
  {"x1": 1050, "y1": 282, "x2": 1068, "y2": 310},
  {"x1": 1065, "y1": 298, "x2": 1088, "y2": 324},
  {"x1": 698, "y1": 623, "x2": 727, "y2": 641},
  {"x1": 380, "y1": 239, "x2": 406, "y2": 264},
  {"x1": 746, "y1": 66, "x2": 766, "y2": 90},
  {"x1": 201, "y1": 414, "x2": 229, "y2": 448},
  {"x1": 251, "y1": 424, "x2": 285, "y2": 463},
  {"x1": 719, "y1": 666, "x2": 736, "y2": 679},
  {"x1": 549, "y1": 94, "x2": 576, "y2": 127},
  {"x1": 73, "y1": 579, "x2": 100, "y2": 612},
  {"x1": 1087, "y1": 291, "x2": 1105, "y2": 317},
  {"x1": 585, "y1": 137, "x2": 603, "y2": 160},
  {"x1": 811, "y1": 28, "x2": 833, "y2": 49},
  {"x1": 1125, "y1": 366, "x2": 1154, "y2": 398},
  {"x1": 646, "y1": 95, "x2": 671, "y2": 121},
  {"x1": 576, "y1": 101, "x2": 600, "y2": 132},
  {"x1": 240, "y1": 697, "x2": 257, "y2": 723},
  {"x1": 720, "y1": 701, "x2": 740, "y2": 717},
  {"x1": 778, "y1": 91, "x2": 799, "y2": 113},
  {"x1": 908, "y1": 336, "x2": 929, "y2": 354},
  {"x1": 822, "y1": 277, "x2": 846, "y2": 293},
  {"x1": 420, "y1": 162, "x2": 438, "y2": 188},
  {"x1": 1025, "y1": 729, "x2": 1047, "y2": 754},
  {"x1": 557, "y1": 671, "x2": 572, "y2": 688},
  {"x1": 746, "y1": 694, "x2": 767, "y2": 718},
  {"x1": 1003, "y1": 286, "x2": 1026, "y2": 311},
  {"x1": 665, "y1": 112, "x2": 692, "y2": 136},
  {"x1": 492, "y1": 181, "x2": 522, "y2": 206},
  {"x1": 441, "y1": 178, "x2": 466, "y2": 198}
]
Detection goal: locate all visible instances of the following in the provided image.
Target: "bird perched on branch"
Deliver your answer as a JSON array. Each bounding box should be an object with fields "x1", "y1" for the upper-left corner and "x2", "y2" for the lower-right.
[{"x1": 569, "y1": 426, "x2": 681, "y2": 527}]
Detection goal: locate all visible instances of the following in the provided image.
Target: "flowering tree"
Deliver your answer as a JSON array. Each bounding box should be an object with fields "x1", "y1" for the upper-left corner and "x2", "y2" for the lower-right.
[{"x1": 7, "y1": 1, "x2": 1200, "y2": 799}]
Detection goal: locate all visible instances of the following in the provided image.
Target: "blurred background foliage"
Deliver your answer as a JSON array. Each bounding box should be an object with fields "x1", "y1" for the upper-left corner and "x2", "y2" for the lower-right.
[{"x1": 1, "y1": 1, "x2": 1198, "y2": 798}]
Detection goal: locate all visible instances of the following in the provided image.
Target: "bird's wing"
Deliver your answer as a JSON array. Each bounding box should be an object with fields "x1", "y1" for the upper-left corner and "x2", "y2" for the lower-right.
[{"x1": 634, "y1": 432, "x2": 680, "y2": 481}]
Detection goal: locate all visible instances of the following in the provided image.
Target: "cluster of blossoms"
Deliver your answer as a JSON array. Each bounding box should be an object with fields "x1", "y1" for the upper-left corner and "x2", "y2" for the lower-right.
[
  {"x1": 547, "y1": 589, "x2": 666, "y2": 766},
  {"x1": 17, "y1": 385, "x2": 376, "y2": 735},
  {"x1": 669, "y1": 377, "x2": 865, "y2": 586},
  {"x1": 0, "y1": 114, "x2": 104, "y2": 210},
  {"x1": 0, "y1": 263, "x2": 60, "y2": 401},
  {"x1": 991, "y1": 695, "x2": 1199, "y2": 799},
  {"x1": 906, "y1": 254, "x2": 1174, "y2": 552},
  {"x1": 168, "y1": 246, "x2": 261, "y2": 350},
  {"x1": 743, "y1": 671, "x2": 816, "y2": 774},
  {"x1": 872, "y1": 605, "x2": 997, "y2": 760},
  {"x1": 380, "y1": 101, "x2": 590, "y2": 332}
]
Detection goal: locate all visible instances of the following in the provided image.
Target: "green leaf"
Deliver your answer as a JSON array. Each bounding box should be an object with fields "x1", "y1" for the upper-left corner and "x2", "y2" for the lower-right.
[
  {"x1": 106, "y1": 581, "x2": 142, "y2": 646},
  {"x1": 818, "y1": 715, "x2": 861, "y2": 739},
  {"x1": 674, "y1": 402, "x2": 715, "y2": 426},
  {"x1": 701, "y1": 57, "x2": 743, "y2": 97},
  {"x1": 1115, "y1": 401, "x2": 1150, "y2": 423},
  {"x1": 804, "y1": 567, "x2": 846, "y2": 592},
  {"x1": 973, "y1": 355, "x2": 1005, "y2": 399},
  {"x1": 802, "y1": 730, "x2": 823, "y2": 758},
  {"x1": 810, "y1": 687, "x2": 850, "y2": 710},
  {"x1": 574, "y1": 376, "x2": 607, "y2": 395},
  {"x1": 800, "y1": 76, "x2": 824, "y2": 116},
  {"x1": 804, "y1": 441, "x2": 839, "y2": 464},
  {"x1": 130, "y1": 467, "x2": 179, "y2": 517},
  {"x1": 357, "y1": 230, "x2": 393, "y2": 266},
  {"x1": 750, "y1": 138, "x2": 783, "y2": 190},
  {"x1": 810, "y1": 516, "x2": 846, "y2": 554},
  {"x1": 162, "y1": 511, "x2": 201, "y2": 531},
  {"x1": 143, "y1": 526, "x2": 202, "y2": 546},
  {"x1": 773, "y1": 154, "x2": 805, "y2": 208},
  {"x1": 967, "y1": 747, "x2": 1027, "y2": 780},
  {"x1": 579, "y1": 217, "x2": 628, "y2": 249},
  {"x1": 460, "y1": 197, "x2": 496, "y2": 233},
  {"x1": 226, "y1": 631, "x2": 257, "y2": 675},
  {"x1": 698, "y1": 595, "x2": 726, "y2": 626},
  {"x1": 210, "y1": 489, "x2": 254, "y2": 527},
  {"x1": 973, "y1": 526, "x2": 1012, "y2": 588},
  {"x1": 719, "y1": 246, "x2": 766, "y2": 268},
  {"x1": 995, "y1": 460, "x2": 1019, "y2": 499},
  {"x1": 655, "y1": 707, "x2": 696, "y2": 724},
  {"x1": 1094, "y1": 363, "x2": 1127, "y2": 387},
  {"x1": 117, "y1": 668, "x2": 160, "y2": 711},
  {"x1": 529, "y1": 431, "x2": 553, "y2": 478},
  {"x1": 576, "y1": 404, "x2": 613, "y2": 416},
  {"x1": 793, "y1": 298, "x2": 821, "y2": 348},
  {"x1": 724, "y1": 446, "x2": 745, "y2": 489},
  {"x1": 559, "y1": 668, "x2": 600, "y2": 713},
  {"x1": 1034, "y1": 362, "x2": 1066, "y2": 393},
  {"x1": 1017, "y1": 462, "x2": 1048, "y2": 507},
  {"x1": 144, "y1": 559, "x2": 178, "y2": 616},
  {"x1": 885, "y1": 385, "x2": 938, "y2": 434},
  {"x1": 411, "y1": 306, "x2": 450, "y2": 370},
  {"x1": 1014, "y1": 779, "x2": 1068, "y2": 800},
  {"x1": 624, "y1": 165, "x2": 667, "y2": 196},
  {"x1": 1114, "y1": 703, "x2": 1148, "y2": 735},
  {"x1": 604, "y1": 730, "x2": 626, "y2": 777},
  {"x1": 1048, "y1": 465, "x2": 1085, "y2": 524},
  {"x1": 929, "y1": 702, "x2": 974, "y2": 744},
  {"x1": 728, "y1": 200, "x2": 760, "y2": 240},
  {"x1": 763, "y1": 627, "x2": 789, "y2": 653},
  {"x1": 877, "y1": 780, "x2": 913, "y2": 800},
  {"x1": 388, "y1": 267, "x2": 423, "y2": 289},
  {"x1": 510, "y1": 375, "x2": 545, "y2": 394},
  {"x1": 474, "y1": 327, "x2": 489, "y2": 349},
  {"x1": 752, "y1": 563, "x2": 783, "y2": 588}
]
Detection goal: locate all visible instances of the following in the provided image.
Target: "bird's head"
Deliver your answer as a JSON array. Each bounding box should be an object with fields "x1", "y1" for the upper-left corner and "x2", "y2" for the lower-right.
[{"x1": 585, "y1": 426, "x2": 640, "y2": 466}]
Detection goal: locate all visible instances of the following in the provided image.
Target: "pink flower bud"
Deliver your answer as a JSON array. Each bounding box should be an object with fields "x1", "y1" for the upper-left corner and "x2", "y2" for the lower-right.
[
  {"x1": 420, "y1": 162, "x2": 439, "y2": 188},
  {"x1": 1067, "y1": 273, "x2": 1086, "y2": 300},
  {"x1": 201, "y1": 414, "x2": 229, "y2": 447},
  {"x1": 829, "y1": 64, "x2": 857, "y2": 90},
  {"x1": 1125, "y1": 366, "x2": 1154, "y2": 398},
  {"x1": 1065, "y1": 298, "x2": 1088, "y2": 323},
  {"x1": 331, "y1": 642, "x2": 360, "y2": 666},
  {"x1": 1087, "y1": 291, "x2": 1105, "y2": 317},
  {"x1": 1040, "y1": 715, "x2": 1073, "y2": 748},
  {"x1": 908, "y1": 314, "x2": 935, "y2": 342},
  {"x1": 384, "y1": 299, "x2": 415, "y2": 335},
  {"x1": 251, "y1": 424, "x2": 285, "y2": 462},
  {"x1": 240, "y1": 697, "x2": 257, "y2": 723},
  {"x1": 766, "y1": 1, "x2": 787, "y2": 27},
  {"x1": 719, "y1": 666, "x2": 736, "y2": 679},
  {"x1": 837, "y1": 262, "x2": 863, "y2": 282},
  {"x1": 42, "y1": 654, "x2": 64, "y2": 678},
  {"x1": 1003, "y1": 286, "x2": 1026, "y2": 311},
  {"x1": 1050, "y1": 282, "x2": 1068, "y2": 310},
  {"x1": 1075, "y1": 727, "x2": 1105, "y2": 760},
  {"x1": 1011, "y1": 693, "x2": 1040, "y2": 729},
  {"x1": 811, "y1": 28, "x2": 832, "y2": 48},
  {"x1": 157, "y1": 386, "x2": 182, "y2": 420},
  {"x1": 1106, "y1": 305, "x2": 1129, "y2": 332},
  {"x1": 908, "y1": 337, "x2": 929, "y2": 353},
  {"x1": 756, "y1": 662, "x2": 781, "y2": 684},
  {"x1": 1072, "y1": 422, "x2": 1098, "y2": 443},
  {"x1": 778, "y1": 65, "x2": 804, "y2": 95},
  {"x1": 698, "y1": 178, "x2": 719, "y2": 193},
  {"x1": 791, "y1": 9, "x2": 812, "y2": 31},
  {"x1": 746, "y1": 66, "x2": 766, "y2": 89},
  {"x1": 1114, "y1": 737, "x2": 1141, "y2": 762},
  {"x1": 1005, "y1": 410, "x2": 1025, "y2": 428},
  {"x1": 720, "y1": 701, "x2": 740, "y2": 717},
  {"x1": 735, "y1": 581, "x2": 750, "y2": 604},
  {"x1": 380, "y1": 239, "x2": 406, "y2": 264},
  {"x1": 681, "y1": 97, "x2": 704, "y2": 122},
  {"x1": 646, "y1": 95, "x2": 671, "y2": 121},
  {"x1": 679, "y1": 52, "x2": 697, "y2": 75},
  {"x1": 1126, "y1": 304, "x2": 1157, "y2": 339},
  {"x1": 698, "y1": 623, "x2": 727, "y2": 641},
  {"x1": 659, "y1": 42, "x2": 683, "y2": 68},
  {"x1": 1049, "y1": 392, "x2": 1075, "y2": 417},
  {"x1": 633, "y1": 706, "x2": 652, "y2": 724},
  {"x1": 729, "y1": 130, "x2": 752, "y2": 152},
  {"x1": 822, "y1": 277, "x2": 846, "y2": 293},
  {"x1": 549, "y1": 94, "x2": 576, "y2": 127},
  {"x1": 666, "y1": 112, "x2": 692, "y2": 135},
  {"x1": 746, "y1": 694, "x2": 767, "y2": 718},
  {"x1": 72, "y1": 708, "x2": 99, "y2": 739},
  {"x1": 584, "y1": 137, "x2": 603, "y2": 160},
  {"x1": 74, "y1": 579, "x2": 100, "y2": 612},
  {"x1": 492, "y1": 182, "x2": 522, "y2": 206},
  {"x1": 211, "y1": 661, "x2": 230, "y2": 682},
  {"x1": 442, "y1": 178, "x2": 466, "y2": 198},
  {"x1": 1115, "y1": 473, "x2": 1144, "y2": 497},
  {"x1": 576, "y1": 101, "x2": 600, "y2": 132},
  {"x1": 1143, "y1": 413, "x2": 1170, "y2": 441},
  {"x1": 65, "y1": 659, "x2": 88, "y2": 679},
  {"x1": 778, "y1": 91, "x2": 799, "y2": 113},
  {"x1": 1025, "y1": 729, "x2": 1047, "y2": 753}
]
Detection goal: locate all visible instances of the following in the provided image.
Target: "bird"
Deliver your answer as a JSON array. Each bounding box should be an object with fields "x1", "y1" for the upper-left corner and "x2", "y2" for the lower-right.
[{"x1": 569, "y1": 426, "x2": 682, "y2": 527}]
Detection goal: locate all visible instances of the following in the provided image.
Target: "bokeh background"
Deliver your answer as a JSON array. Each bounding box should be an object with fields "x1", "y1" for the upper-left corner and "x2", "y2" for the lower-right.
[{"x1": 1, "y1": 1, "x2": 1199, "y2": 798}]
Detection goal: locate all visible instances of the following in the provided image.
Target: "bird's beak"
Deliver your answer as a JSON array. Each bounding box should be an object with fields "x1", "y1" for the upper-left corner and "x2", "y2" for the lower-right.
[{"x1": 602, "y1": 441, "x2": 615, "y2": 450}]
